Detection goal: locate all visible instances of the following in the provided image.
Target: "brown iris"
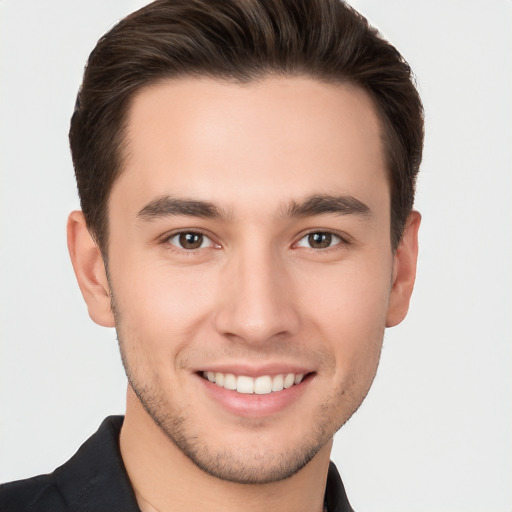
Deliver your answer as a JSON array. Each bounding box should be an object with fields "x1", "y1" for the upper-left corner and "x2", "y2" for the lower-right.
[
  {"x1": 178, "y1": 232, "x2": 204, "y2": 249},
  {"x1": 308, "y1": 232, "x2": 333, "y2": 249}
]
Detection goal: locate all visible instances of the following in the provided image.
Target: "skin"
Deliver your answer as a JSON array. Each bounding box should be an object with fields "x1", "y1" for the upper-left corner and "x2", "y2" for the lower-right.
[{"x1": 67, "y1": 77, "x2": 420, "y2": 512}]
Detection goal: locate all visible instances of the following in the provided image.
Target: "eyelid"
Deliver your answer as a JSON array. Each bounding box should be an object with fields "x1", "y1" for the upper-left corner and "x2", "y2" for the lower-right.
[
  {"x1": 160, "y1": 229, "x2": 221, "y2": 250},
  {"x1": 293, "y1": 229, "x2": 350, "y2": 250}
]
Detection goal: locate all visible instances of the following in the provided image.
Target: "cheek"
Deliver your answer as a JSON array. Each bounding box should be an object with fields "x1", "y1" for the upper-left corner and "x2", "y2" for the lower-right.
[
  {"x1": 300, "y1": 256, "x2": 391, "y2": 322},
  {"x1": 298, "y1": 259, "x2": 391, "y2": 373},
  {"x1": 111, "y1": 261, "x2": 216, "y2": 354}
]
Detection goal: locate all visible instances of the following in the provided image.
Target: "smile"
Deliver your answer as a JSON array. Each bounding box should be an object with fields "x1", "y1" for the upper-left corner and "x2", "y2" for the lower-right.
[{"x1": 202, "y1": 371, "x2": 305, "y2": 395}]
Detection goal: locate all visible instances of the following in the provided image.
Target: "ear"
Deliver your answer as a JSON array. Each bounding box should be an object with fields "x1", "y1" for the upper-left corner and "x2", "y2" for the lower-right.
[
  {"x1": 67, "y1": 211, "x2": 115, "y2": 328},
  {"x1": 386, "y1": 210, "x2": 421, "y2": 327}
]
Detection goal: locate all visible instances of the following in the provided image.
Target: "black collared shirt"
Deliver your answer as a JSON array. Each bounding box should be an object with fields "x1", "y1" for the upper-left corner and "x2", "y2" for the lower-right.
[{"x1": 0, "y1": 416, "x2": 354, "y2": 512}]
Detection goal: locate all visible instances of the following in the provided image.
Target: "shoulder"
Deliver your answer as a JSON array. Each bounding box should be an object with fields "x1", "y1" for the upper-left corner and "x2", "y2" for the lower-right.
[
  {"x1": 0, "y1": 416, "x2": 128, "y2": 512},
  {"x1": 0, "y1": 473, "x2": 67, "y2": 512}
]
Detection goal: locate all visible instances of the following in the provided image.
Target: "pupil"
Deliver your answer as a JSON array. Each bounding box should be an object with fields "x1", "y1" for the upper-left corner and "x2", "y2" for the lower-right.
[
  {"x1": 309, "y1": 232, "x2": 331, "y2": 248},
  {"x1": 179, "y1": 232, "x2": 202, "y2": 249}
]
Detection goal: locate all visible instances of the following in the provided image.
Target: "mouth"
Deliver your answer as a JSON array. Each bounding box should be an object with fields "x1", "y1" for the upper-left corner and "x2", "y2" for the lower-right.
[{"x1": 201, "y1": 371, "x2": 308, "y2": 395}]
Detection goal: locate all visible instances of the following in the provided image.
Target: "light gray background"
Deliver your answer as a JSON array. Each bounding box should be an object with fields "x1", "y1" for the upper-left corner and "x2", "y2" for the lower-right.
[{"x1": 1, "y1": 1, "x2": 511, "y2": 511}]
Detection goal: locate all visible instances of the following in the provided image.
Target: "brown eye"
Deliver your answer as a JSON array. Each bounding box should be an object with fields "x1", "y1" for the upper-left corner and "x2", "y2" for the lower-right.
[
  {"x1": 168, "y1": 232, "x2": 210, "y2": 250},
  {"x1": 179, "y1": 232, "x2": 203, "y2": 249},
  {"x1": 308, "y1": 232, "x2": 332, "y2": 248},
  {"x1": 296, "y1": 232, "x2": 342, "y2": 249}
]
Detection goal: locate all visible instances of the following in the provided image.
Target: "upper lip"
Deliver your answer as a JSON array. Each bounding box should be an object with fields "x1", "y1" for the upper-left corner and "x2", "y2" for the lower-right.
[{"x1": 194, "y1": 363, "x2": 314, "y2": 378}]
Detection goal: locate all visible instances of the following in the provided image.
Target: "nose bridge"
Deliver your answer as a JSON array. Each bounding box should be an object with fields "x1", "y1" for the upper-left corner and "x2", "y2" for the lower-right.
[{"x1": 214, "y1": 238, "x2": 299, "y2": 343}]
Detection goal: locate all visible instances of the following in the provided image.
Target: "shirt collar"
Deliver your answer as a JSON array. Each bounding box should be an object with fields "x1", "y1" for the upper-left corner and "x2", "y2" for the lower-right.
[{"x1": 54, "y1": 416, "x2": 353, "y2": 512}]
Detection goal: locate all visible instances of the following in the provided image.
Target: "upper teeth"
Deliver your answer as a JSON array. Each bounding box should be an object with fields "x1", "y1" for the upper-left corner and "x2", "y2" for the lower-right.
[{"x1": 203, "y1": 372, "x2": 304, "y2": 394}]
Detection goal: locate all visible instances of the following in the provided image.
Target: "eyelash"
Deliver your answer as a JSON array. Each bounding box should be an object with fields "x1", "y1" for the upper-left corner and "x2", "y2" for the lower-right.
[
  {"x1": 163, "y1": 230, "x2": 218, "y2": 252},
  {"x1": 161, "y1": 229, "x2": 349, "y2": 254},
  {"x1": 294, "y1": 230, "x2": 349, "y2": 252}
]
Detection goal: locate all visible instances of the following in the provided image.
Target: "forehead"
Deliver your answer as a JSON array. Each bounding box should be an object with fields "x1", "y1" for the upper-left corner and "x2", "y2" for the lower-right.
[{"x1": 113, "y1": 76, "x2": 388, "y2": 217}]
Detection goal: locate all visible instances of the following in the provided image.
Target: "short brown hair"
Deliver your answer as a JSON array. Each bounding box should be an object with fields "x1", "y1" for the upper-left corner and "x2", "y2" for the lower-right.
[{"x1": 69, "y1": 0, "x2": 424, "y2": 252}]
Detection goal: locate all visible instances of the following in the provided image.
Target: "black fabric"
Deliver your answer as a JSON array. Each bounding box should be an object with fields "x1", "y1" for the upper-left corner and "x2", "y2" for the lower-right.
[
  {"x1": 0, "y1": 416, "x2": 354, "y2": 512},
  {"x1": 325, "y1": 460, "x2": 355, "y2": 512}
]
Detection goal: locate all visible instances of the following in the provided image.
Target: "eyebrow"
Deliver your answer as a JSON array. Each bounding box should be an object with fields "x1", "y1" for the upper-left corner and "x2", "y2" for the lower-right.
[
  {"x1": 137, "y1": 196, "x2": 226, "y2": 221},
  {"x1": 285, "y1": 194, "x2": 371, "y2": 218},
  {"x1": 136, "y1": 193, "x2": 371, "y2": 222}
]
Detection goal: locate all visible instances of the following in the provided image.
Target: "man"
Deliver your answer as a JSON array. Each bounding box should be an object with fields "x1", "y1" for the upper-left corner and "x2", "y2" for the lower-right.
[{"x1": 0, "y1": 0, "x2": 423, "y2": 510}]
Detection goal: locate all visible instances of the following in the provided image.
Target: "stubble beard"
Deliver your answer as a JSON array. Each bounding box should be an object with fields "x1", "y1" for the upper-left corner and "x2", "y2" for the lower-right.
[
  {"x1": 118, "y1": 338, "x2": 337, "y2": 484},
  {"x1": 110, "y1": 286, "x2": 378, "y2": 485}
]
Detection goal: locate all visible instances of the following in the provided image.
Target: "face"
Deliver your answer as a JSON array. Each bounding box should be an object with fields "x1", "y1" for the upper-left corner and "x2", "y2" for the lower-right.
[{"x1": 100, "y1": 77, "x2": 407, "y2": 483}]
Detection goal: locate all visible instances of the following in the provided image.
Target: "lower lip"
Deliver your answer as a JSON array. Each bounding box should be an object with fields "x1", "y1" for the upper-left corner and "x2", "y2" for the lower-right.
[{"x1": 197, "y1": 374, "x2": 311, "y2": 418}]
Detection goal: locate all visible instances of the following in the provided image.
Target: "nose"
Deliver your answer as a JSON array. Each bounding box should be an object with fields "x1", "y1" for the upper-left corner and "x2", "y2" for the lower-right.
[{"x1": 213, "y1": 245, "x2": 300, "y2": 345}]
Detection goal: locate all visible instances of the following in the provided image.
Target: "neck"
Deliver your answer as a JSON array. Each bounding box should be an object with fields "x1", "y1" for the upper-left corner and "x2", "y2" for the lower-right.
[{"x1": 120, "y1": 387, "x2": 331, "y2": 512}]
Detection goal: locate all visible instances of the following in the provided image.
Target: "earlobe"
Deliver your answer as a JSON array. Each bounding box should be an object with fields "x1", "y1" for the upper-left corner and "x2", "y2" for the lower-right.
[
  {"x1": 67, "y1": 211, "x2": 115, "y2": 328},
  {"x1": 386, "y1": 210, "x2": 421, "y2": 328}
]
